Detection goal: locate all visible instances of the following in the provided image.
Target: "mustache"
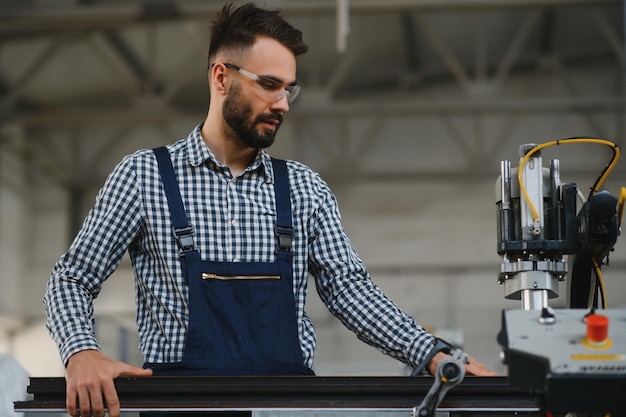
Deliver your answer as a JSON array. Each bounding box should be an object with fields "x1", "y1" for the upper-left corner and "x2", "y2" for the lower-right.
[{"x1": 256, "y1": 112, "x2": 283, "y2": 125}]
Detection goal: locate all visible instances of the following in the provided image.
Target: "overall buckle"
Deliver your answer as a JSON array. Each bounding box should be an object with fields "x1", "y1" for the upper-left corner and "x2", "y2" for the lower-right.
[
  {"x1": 275, "y1": 225, "x2": 294, "y2": 253},
  {"x1": 173, "y1": 226, "x2": 195, "y2": 255}
]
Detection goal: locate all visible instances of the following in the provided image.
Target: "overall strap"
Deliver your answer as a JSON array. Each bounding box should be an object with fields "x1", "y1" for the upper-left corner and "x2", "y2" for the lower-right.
[
  {"x1": 153, "y1": 147, "x2": 195, "y2": 255},
  {"x1": 153, "y1": 149, "x2": 290, "y2": 256},
  {"x1": 271, "y1": 158, "x2": 293, "y2": 253}
]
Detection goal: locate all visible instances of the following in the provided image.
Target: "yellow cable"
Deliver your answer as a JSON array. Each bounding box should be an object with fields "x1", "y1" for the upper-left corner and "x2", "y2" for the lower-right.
[
  {"x1": 592, "y1": 258, "x2": 607, "y2": 309},
  {"x1": 517, "y1": 139, "x2": 620, "y2": 223},
  {"x1": 618, "y1": 186, "x2": 626, "y2": 227}
]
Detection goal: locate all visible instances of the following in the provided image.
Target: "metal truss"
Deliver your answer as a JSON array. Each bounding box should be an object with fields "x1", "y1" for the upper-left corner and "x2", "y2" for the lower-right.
[{"x1": 0, "y1": 0, "x2": 624, "y2": 193}]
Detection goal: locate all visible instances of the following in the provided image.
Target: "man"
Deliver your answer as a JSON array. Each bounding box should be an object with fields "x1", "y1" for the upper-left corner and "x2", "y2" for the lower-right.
[{"x1": 44, "y1": 3, "x2": 495, "y2": 417}]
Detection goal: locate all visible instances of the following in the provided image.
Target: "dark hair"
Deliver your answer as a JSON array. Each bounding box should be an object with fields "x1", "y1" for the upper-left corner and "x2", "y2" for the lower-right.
[{"x1": 208, "y1": 3, "x2": 308, "y2": 65}]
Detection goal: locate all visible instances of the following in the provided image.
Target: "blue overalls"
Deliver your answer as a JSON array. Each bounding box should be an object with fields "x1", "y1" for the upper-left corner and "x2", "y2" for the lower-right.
[{"x1": 145, "y1": 147, "x2": 314, "y2": 376}]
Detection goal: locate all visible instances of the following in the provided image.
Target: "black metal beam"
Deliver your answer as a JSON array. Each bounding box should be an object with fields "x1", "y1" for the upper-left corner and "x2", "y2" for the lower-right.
[
  {"x1": 102, "y1": 29, "x2": 148, "y2": 83},
  {"x1": 16, "y1": 376, "x2": 540, "y2": 413}
]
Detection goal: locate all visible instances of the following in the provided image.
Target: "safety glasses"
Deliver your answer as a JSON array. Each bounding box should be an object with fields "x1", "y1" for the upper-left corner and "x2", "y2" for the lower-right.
[{"x1": 218, "y1": 62, "x2": 300, "y2": 104}]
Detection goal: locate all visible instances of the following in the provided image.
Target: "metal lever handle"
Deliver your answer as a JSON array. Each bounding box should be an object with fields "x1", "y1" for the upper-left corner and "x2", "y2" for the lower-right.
[{"x1": 412, "y1": 349, "x2": 468, "y2": 417}]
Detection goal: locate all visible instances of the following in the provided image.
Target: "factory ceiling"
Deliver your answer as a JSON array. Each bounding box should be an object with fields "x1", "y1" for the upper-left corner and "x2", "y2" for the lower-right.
[{"x1": 0, "y1": 0, "x2": 624, "y2": 191}]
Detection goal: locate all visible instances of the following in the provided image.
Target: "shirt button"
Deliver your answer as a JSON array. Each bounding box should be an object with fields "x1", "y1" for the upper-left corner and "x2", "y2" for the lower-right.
[
  {"x1": 231, "y1": 219, "x2": 238, "y2": 226},
  {"x1": 233, "y1": 257, "x2": 240, "y2": 262},
  {"x1": 229, "y1": 181, "x2": 235, "y2": 188}
]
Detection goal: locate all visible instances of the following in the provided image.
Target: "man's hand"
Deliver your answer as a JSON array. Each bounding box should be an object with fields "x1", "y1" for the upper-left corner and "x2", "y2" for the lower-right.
[
  {"x1": 65, "y1": 349, "x2": 153, "y2": 417},
  {"x1": 427, "y1": 351, "x2": 497, "y2": 376}
]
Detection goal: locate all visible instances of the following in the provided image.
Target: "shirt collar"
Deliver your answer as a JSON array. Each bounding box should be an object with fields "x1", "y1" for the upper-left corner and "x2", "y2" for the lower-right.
[{"x1": 186, "y1": 123, "x2": 274, "y2": 183}]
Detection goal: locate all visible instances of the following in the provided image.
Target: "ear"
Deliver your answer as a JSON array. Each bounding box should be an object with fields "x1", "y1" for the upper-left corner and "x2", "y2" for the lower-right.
[{"x1": 209, "y1": 63, "x2": 228, "y2": 97}]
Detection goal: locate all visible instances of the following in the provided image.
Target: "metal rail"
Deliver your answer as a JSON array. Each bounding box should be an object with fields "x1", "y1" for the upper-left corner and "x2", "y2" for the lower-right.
[{"x1": 16, "y1": 376, "x2": 541, "y2": 415}]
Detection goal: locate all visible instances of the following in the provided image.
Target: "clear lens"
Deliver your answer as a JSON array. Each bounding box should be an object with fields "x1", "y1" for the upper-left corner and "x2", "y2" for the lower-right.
[
  {"x1": 223, "y1": 63, "x2": 300, "y2": 104},
  {"x1": 286, "y1": 85, "x2": 300, "y2": 104}
]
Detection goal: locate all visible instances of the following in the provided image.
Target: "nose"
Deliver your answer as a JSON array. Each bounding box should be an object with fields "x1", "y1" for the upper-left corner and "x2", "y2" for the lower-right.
[{"x1": 270, "y1": 92, "x2": 290, "y2": 114}]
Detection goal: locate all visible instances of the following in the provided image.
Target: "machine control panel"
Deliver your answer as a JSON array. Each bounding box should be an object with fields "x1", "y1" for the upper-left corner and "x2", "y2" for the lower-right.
[
  {"x1": 501, "y1": 308, "x2": 626, "y2": 374},
  {"x1": 499, "y1": 308, "x2": 626, "y2": 413}
]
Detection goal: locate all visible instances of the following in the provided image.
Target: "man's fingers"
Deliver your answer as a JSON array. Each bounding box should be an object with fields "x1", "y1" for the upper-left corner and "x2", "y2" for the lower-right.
[
  {"x1": 103, "y1": 363, "x2": 151, "y2": 417},
  {"x1": 64, "y1": 351, "x2": 148, "y2": 417},
  {"x1": 101, "y1": 378, "x2": 121, "y2": 417},
  {"x1": 464, "y1": 355, "x2": 498, "y2": 376},
  {"x1": 118, "y1": 364, "x2": 153, "y2": 377},
  {"x1": 75, "y1": 383, "x2": 93, "y2": 417},
  {"x1": 86, "y1": 383, "x2": 106, "y2": 417},
  {"x1": 67, "y1": 376, "x2": 128, "y2": 417},
  {"x1": 65, "y1": 385, "x2": 79, "y2": 417}
]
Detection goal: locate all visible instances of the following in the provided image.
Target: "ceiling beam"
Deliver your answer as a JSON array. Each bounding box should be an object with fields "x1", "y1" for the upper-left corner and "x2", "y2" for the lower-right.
[
  {"x1": 6, "y1": 95, "x2": 625, "y2": 128},
  {"x1": 5, "y1": 37, "x2": 65, "y2": 105},
  {"x1": 102, "y1": 29, "x2": 149, "y2": 85},
  {"x1": 0, "y1": 0, "x2": 621, "y2": 34},
  {"x1": 320, "y1": 167, "x2": 626, "y2": 185},
  {"x1": 492, "y1": 10, "x2": 543, "y2": 87},
  {"x1": 415, "y1": 15, "x2": 472, "y2": 91}
]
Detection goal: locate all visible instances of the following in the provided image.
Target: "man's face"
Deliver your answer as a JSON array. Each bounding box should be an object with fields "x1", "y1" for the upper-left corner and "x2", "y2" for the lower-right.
[
  {"x1": 218, "y1": 36, "x2": 297, "y2": 149},
  {"x1": 222, "y1": 79, "x2": 283, "y2": 149}
]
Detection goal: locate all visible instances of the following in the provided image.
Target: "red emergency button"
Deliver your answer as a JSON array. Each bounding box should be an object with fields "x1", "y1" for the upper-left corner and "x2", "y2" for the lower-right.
[{"x1": 583, "y1": 314, "x2": 611, "y2": 349}]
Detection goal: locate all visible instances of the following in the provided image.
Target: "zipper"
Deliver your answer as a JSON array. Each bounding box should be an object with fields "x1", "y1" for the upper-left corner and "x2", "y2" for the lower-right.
[{"x1": 201, "y1": 273, "x2": 280, "y2": 281}]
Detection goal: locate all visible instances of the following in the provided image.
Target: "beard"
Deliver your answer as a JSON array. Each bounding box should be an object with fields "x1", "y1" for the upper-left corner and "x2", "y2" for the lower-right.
[{"x1": 222, "y1": 81, "x2": 283, "y2": 149}]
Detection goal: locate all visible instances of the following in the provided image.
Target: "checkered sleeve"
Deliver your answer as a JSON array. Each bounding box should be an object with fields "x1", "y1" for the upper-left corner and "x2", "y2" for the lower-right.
[
  {"x1": 307, "y1": 178, "x2": 436, "y2": 368},
  {"x1": 43, "y1": 155, "x2": 144, "y2": 365}
]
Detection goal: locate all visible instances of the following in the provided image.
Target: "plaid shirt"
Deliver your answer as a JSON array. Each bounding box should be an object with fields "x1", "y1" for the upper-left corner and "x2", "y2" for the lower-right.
[{"x1": 44, "y1": 123, "x2": 435, "y2": 370}]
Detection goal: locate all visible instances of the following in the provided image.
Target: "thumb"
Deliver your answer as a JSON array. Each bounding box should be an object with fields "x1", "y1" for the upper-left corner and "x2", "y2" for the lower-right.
[{"x1": 117, "y1": 363, "x2": 153, "y2": 377}]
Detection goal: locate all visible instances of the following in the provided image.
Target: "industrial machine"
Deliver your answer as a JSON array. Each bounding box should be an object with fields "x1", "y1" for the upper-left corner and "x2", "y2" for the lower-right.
[{"x1": 495, "y1": 138, "x2": 626, "y2": 414}]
